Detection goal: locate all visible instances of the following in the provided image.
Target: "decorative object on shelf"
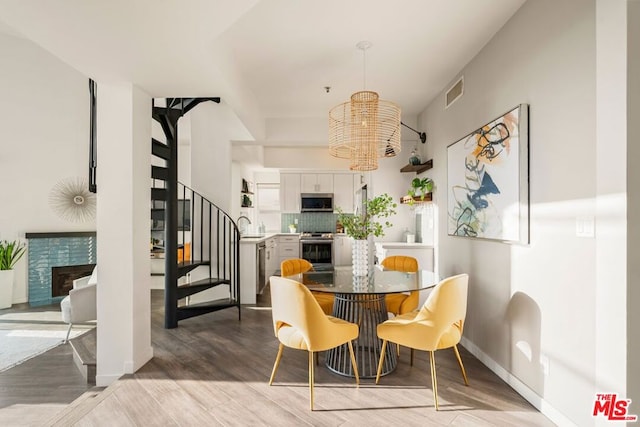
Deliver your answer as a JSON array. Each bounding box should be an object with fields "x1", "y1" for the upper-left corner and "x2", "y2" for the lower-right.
[
  {"x1": 329, "y1": 41, "x2": 401, "y2": 171},
  {"x1": 48, "y1": 176, "x2": 96, "y2": 223},
  {"x1": 0, "y1": 240, "x2": 26, "y2": 309},
  {"x1": 400, "y1": 158, "x2": 433, "y2": 174},
  {"x1": 336, "y1": 193, "x2": 397, "y2": 276},
  {"x1": 241, "y1": 178, "x2": 253, "y2": 194},
  {"x1": 447, "y1": 104, "x2": 529, "y2": 244},
  {"x1": 402, "y1": 177, "x2": 434, "y2": 206},
  {"x1": 408, "y1": 147, "x2": 421, "y2": 165},
  {"x1": 241, "y1": 194, "x2": 252, "y2": 208}
]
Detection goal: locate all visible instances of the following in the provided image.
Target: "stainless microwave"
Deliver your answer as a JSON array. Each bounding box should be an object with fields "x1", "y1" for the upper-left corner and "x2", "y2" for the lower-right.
[{"x1": 300, "y1": 193, "x2": 334, "y2": 212}]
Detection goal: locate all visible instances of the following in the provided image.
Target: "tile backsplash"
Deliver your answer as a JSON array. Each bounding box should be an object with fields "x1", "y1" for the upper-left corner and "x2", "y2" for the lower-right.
[{"x1": 281, "y1": 213, "x2": 348, "y2": 233}]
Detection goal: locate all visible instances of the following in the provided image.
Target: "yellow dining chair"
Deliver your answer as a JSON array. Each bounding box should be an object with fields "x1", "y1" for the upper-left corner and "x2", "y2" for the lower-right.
[
  {"x1": 381, "y1": 255, "x2": 420, "y2": 356},
  {"x1": 280, "y1": 258, "x2": 334, "y2": 315},
  {"x1": 381, "y1": 255, "x2": 420, "y2": 315},
  {"x1": 375, "y1": 273, "x2": 470, "y2": 410},
  {"x1": 268, "y1": 276, "x2": 360, "y2": 410}
]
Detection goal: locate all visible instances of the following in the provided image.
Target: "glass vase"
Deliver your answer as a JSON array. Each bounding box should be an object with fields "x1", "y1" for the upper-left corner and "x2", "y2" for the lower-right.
[{"x1": 352, "y1": 239, "x2": 369, "y2": 276}]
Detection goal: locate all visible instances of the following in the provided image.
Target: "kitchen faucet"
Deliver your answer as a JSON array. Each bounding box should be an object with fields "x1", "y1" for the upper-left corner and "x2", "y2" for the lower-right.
[{"x1": 237, "y1": 215, "x2": 251, "y2": 234}]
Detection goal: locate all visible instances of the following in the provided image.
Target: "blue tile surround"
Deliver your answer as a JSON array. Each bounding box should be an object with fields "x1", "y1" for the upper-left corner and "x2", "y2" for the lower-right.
[
  {"x1": 281, "y1": 212, "x2": 352, "y2": 233},
  {"x1": 26, "y1": 232, "x2": 97, "y2": 306}
]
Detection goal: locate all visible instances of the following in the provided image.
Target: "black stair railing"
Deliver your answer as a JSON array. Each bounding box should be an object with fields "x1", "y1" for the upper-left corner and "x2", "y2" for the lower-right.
[{"x1": 151, "y1": 97, "x2": 240, "y2": 329}]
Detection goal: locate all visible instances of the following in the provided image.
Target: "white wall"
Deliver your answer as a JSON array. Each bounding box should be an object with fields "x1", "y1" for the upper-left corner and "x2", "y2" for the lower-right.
[
  {"x1": 0, "y1": 33, "x2": 91, "y2": 304},
  {"x1": 626, "y1": 0, "x2": 640, "y2": 406},
  {"x1": 419, "y1": 0, "x2": 606, "y2": 425}
]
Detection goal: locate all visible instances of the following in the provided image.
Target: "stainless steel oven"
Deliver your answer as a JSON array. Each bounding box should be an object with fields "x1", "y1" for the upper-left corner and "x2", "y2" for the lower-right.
[{"x1": 299, "y1": 233, "x2": 334, "y2": 270}]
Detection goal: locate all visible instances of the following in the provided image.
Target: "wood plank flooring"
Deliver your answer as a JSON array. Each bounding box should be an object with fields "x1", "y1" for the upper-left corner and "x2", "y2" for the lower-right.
[{"x1": 2, "y1": 290, "x2": 555, "y2": 426}]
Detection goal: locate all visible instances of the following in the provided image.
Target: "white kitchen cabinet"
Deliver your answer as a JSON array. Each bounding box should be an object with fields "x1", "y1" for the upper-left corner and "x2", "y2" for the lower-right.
[
  {"x1": 277, "y1": 234, "x2": 299, "y2": 266},
  {"x1": 280, "y1": 173, "x2": 301, "y2": 212},
  {"x1": 333, "y1": 173, "x2": 356, "y2": 213},
  {"x1": 265, "y1": 237, "x2": 278, "y2": 279},
  {"x1": 301, "y1": 173, "x2": 333, "y2": 193},
  {"x1": 239, "y1": 241, "x2": 258, "y2": 305},
  {"x1": 374, "y1": 242, "x2": 434, "y2": 272},
  {"x1": 334, "y1": 234, "x2": 352, "y2": 266}
]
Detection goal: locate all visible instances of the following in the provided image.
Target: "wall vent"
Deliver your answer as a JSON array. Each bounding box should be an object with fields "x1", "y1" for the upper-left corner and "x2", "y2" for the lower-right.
[{"x1": 445, "y1": 76, "x2": 464, "y2": 109}]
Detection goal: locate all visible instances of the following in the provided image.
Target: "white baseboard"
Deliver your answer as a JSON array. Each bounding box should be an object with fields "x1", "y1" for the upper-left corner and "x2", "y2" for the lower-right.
[
  {"x1": 96, "y1": 373, "x2": 123, "y2": 387},
  {"x1": 460, "y1": 337, "x2": 576, "y2": 427}
]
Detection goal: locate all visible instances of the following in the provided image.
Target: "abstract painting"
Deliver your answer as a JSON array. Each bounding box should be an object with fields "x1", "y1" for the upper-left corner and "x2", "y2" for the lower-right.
[{"x1": 447, "y1": 104, "x2": 529, "y2": 244}]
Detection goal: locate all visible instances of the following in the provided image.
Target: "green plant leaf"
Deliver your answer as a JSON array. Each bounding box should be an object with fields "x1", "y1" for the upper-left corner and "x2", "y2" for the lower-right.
[
  {"x1": 0, "y1": 240, "x2": 26, "y2": 270},
  {"x1": 335, "y1": 193, "x2": 397, "y2": 240}
]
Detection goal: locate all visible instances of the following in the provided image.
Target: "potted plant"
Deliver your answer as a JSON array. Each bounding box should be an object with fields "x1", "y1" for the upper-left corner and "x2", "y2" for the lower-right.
[
  {"x1": 0, "y1": 240, "x2": 26, "y2": 309},
  {"x1": 336, "y1": 193, "x2": 397, "y2": 275},
  {"x1": 405, "y1": 177, "x2": 434, "y2": 205}
]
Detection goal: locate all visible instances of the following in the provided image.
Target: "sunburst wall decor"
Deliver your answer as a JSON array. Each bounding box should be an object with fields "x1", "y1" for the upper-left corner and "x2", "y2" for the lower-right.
[{"x1": 48, "y1": 177, "x2": 96, "y2": 223}]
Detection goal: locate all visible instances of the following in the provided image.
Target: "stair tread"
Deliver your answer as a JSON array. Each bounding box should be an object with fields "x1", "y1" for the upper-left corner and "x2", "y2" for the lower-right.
[
  {"x1": 178, "y1": 298, "x2": 238, "y2": 310},
  {"x1": 178, "y1": 260, "x2": 210, "y2": 268},
  {"x1": 70, "y1": 328, "x2": 96, "y2": 366},
  {"x1": 179, "y1": 277, "x2": 230, "y2": 288}
]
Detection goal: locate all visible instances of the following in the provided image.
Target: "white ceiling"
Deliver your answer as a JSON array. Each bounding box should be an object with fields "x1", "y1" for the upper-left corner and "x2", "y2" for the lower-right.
[{"x1": 0, "y1": 0, "x2": 525, "y2": 144}]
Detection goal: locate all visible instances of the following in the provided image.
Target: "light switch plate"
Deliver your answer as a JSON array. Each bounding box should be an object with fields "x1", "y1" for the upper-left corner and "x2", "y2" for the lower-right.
[{"x1": 576, "y1": 216, "x2": 595, "y2": 238}]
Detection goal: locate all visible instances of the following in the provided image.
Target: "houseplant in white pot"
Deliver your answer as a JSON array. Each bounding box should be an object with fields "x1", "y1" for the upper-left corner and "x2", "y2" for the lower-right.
[
  {"x1": 336, "y1": 193, "x2": 397, "y2": 276},
  {"x1": 0, "y1": 240, "x2": 26, "y2": 309}
]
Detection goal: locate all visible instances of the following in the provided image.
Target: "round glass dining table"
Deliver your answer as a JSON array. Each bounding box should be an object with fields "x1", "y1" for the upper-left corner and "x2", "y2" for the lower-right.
[{"x1": 283, "y1": 265, "x2": 437, "y2": 378}]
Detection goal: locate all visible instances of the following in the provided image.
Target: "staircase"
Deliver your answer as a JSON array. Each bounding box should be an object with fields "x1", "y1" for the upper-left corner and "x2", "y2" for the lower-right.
[{"x1": 151, "y1": 98, "x2": 241, "y2": 329}]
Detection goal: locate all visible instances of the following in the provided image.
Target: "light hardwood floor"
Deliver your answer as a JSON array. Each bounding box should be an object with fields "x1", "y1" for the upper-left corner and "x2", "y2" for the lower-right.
[{"x1": 2, "y1": 289, "x2": 555, "y2": 426}]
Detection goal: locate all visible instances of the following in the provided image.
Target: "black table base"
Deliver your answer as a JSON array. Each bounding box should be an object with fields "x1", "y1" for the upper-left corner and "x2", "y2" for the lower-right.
[{"x1": 326, "y1": 293, "x2": 397, "y2": 378}]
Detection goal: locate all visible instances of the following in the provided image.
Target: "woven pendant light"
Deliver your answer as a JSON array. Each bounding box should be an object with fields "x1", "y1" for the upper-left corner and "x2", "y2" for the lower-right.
[{"x1": 329, "y1": 41, "x2": 401, "y2": 171}]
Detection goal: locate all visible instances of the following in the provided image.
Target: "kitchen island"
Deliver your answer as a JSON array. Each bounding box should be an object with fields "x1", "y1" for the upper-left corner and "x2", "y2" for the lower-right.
[{"x1": 240, "y1": 233, "x2": 299, "y2": 304}]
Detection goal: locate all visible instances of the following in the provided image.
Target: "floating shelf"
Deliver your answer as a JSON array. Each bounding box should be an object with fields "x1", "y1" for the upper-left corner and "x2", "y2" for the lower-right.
[
  {"x1": 400, "y1": 193, "x2": 432, "y2": 205},
  {"x1": 400, "y1": 159, "x2": 433, "y2": 174}
]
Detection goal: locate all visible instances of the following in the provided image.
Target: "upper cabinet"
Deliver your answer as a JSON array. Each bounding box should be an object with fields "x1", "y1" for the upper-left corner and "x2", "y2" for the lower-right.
[
  {"x1": 280, "y1": 172, "x2": 358, "y2": 213},
  {"x1": 333, "y1": 173, "x2": 356, "y2": 214},
  {"x1": 301, "y1": 173, "x2": 333, "y2": 193},
  {"x1": 280, "y1": 173, "x2": 301, "y2": 213}
]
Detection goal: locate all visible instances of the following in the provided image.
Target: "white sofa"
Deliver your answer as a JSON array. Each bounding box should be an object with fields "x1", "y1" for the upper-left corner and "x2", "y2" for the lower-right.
[{"x1": 60, "y1": 266, "x2": 97, "y2": 342}]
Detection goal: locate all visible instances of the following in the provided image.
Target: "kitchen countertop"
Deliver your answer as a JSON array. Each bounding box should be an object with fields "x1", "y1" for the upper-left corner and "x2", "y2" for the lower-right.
[
  {"x1": 239, "y1": 232, "x2": 298, "y2": 244},
  {"x1": 375, "y1": 241, "x2": 434, "y2": 249}
]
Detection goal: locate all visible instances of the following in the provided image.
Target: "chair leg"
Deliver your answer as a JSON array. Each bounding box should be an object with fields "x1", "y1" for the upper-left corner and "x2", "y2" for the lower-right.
[
  {"x1": 347, "y1": 341, "x2": 359, "y2": 386},
  {"x1": 453, "y1": 345, "x2": 469, "y2": 386},
  {"x1": 375, "y1": 340, "x2": 388, "y2": 384},
  {"x1": 64, "y1": 323, "x2": 73, "y2": 343},
  {"x1": 396, "y1": 343, "x2": 400, "y2": 356},
  {"x1": 410, "y1": 348, "x2": 415, "y2": 366},
  {"x1": 309, "y1": 351, "x2": 315, "y2": 411},
  {"x1": 269, "y1": 343, "x2": 284, "y2": 385},
  {"x1": 429, "y1": 351, "x2": 439, "y2": 410}
]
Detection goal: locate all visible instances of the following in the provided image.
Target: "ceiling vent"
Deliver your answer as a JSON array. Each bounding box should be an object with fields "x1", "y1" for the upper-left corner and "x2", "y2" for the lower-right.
[{"x1": 445, "y1": 76, "x2": 464, "y2": 109}]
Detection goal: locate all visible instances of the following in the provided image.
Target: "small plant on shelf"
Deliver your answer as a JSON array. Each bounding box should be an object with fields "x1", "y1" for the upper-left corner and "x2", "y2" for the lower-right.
[{"x1": 403, "y1": 177, "x2": 434, "y2": 205}]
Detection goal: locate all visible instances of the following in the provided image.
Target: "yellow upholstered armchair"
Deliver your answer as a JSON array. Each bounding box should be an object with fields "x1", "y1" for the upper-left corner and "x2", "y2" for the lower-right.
[
  {"x1": 280, "y1": 258, "x2": 334, "y2": 315},
  {"x1": 268, "y1": 276, "x2": 360, "y2": 410},
  {"x1": 375, "y1": 273, "x2": 470, "y2": 410}
]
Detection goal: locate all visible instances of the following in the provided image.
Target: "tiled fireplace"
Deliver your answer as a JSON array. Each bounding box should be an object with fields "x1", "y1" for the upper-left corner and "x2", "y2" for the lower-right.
[{"x1": 25, "y1": 232, "x2": 97, "y2": 306}]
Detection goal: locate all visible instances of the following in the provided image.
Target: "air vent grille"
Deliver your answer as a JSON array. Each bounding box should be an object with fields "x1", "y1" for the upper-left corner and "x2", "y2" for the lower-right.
[{"x1": 446, "y1": 76, "x2": 464, "y2": 109}]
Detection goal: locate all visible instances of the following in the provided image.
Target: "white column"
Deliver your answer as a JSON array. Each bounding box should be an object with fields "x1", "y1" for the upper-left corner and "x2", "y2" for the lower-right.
[
  {"x1": 96, "y1": 82, "x2": 153, "y2": 386},
  {"x1": 595, "y1": 0, "x2": 628, "y2": 405}
]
